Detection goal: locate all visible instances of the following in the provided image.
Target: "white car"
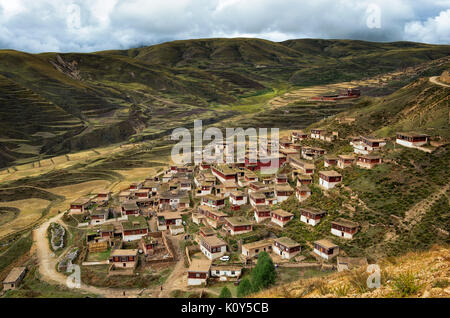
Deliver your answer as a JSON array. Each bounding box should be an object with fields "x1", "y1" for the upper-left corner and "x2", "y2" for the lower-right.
[{"x1": 219, "y1": 255, "x2": 230, "y2": 262}]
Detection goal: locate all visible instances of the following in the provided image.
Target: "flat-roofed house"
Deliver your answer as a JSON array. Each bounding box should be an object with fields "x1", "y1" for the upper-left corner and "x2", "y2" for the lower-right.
[
  {"x1": 270, "y1": 209, "x2": 294, "y2": 227},
  {"x1": 96, "y1": 190, "x2": 112, "y2": 203},
  {"x1": 100, "y1": 223, "x2": 115, "y2": 238},
  {"x1": 90, "y1": 208, "x2": 109, "y2": 224},
  {"x1": 119, "y1": 191, "x2": 132, "y2": 203},
  {"x1": 200, "y1": 235, "x2": 227, "y2": 260},
  {"x1": 129, "y1": 182, "x2": 142, "y2": 191},
  {"x1": 70, "y1": 197, "x2": 92, "y2": 214},
  {"x1": 301, "y1": 146, "x2": 326, "y2": 160},
  {"x1": 331, "y1": 218, "x2": 359, "y2": 239},
  {"x1": 300, "y1": 207, "x2": 326, "y2": 226},
  {"x1": 311, "y1": 128, "x2": 327, "y2": 139},
  {"x1": 241, "y1": 239, "x2": 273, "y2": 258},
  {"x1": 291, "y1": 130, "x2": 308, "y2": 142},
  {"x1": 353, "y1": 136, "x2": 386, "y2": 154},
  {"x1": 139, "y1": 235, "x2": 160, "y2": 256},
  {"x1": 314, "y1": 239, "x2": 339, "y2": 260},
  {"x1": 187, "y1": 259, "x2": 211, "y2": 286},
  {"x1": 279, "y1": 148, "x2": 300, "y2": 160},
  {"x1": 273, "y1": 237, "x2": 301, "y2": 259},
  {"x1": 157, "y1": 212, "x2": 182, "y2": 231},
  {"x1": 198, "y1": 206, "x2": 227, "y2": 229},
  {"x1": 210, "y1": 265, "x2": 242, "y2": 281},
  {"x1": 121, "y1": 200, "x2": 140, "y2": 216},
  {"x1": 229, "y1": 191, "x2": 247, "y2": 206},
  {"x1": 253, "y1": 205, "x2": 271, "y2": 223},
  {"x1": 296, "y1": 174, "x2": 313, "y2": 186},
  {"x1": 135, "y1": 189, "x2": 150, "y2": 199},
  {"x1": 2, "y1": 267, "x2": 26, "y2": 291},
  {"x1": 324, "y1": 156, "x2": 338, "y2": 167},
  {"x1": 249, "y1": 191, "x2": 266, "y2": 207},
  {"x1": 275, "y1": 174, "x2": 288, "y2": 184},
  {"x1": 319, "y1": 170, "x2": 342, "y2": 190},
  {"x1": 337, "y1": 154, "x2": 355, "y2": 169},
  {"x1": 356, "y1": 154, "x2": 382, "y2": 169},
  {"x1": 396, "y1": 132, "x2": 429, "y2": 148},
  {"x1": 211, "y1": 165, "x2": 237, "y2": 183},
  {"x1": 296, "y1": 185, "x2": 311, "y2": 202},
  {"x1": 121, "y1": 216, "x2": 148, "y2": 241},
  {"x1": 275, "y1": 183, "x2": 294, "y2": 203},
  {"x1": 201, "y1": 195, "x2": 225, "y2": 209},
  {"x1": 169, "y1": 224, "x2": 185, "y2": 236},
  {"x1": 109, "y1": 249, "x2": 138, "y2": 269},
  {"x1": 289, "y1": 157, "x2": 315, "y2": 175},
  {"x1": 224, "y1": 217, "x2": 252, "y2": 236}
]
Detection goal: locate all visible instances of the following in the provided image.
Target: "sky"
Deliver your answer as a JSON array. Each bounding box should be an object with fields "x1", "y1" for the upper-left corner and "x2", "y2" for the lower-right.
[{"x1": 0, "y1": 0, "x2": 449, "y2": 53}]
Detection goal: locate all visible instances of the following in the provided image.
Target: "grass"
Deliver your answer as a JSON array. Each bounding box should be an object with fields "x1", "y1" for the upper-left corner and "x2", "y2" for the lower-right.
[
  {"x1": 391, "y1": 271, "x2": 422, "y2": 297},
  {"x1": 0, "y1": 232, "x2": 33, "y2": 275}
]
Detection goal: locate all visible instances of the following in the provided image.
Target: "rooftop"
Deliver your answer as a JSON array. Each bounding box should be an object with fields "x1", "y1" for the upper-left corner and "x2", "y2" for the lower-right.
[
  {"x1": 3, "y1": 267, "x2": 26, "y2": 284},
  {"x1": 315, "y1": 239, "x2": 338, "y2": 249},
  {"x1": 226, "y1": 216, "x2": 251, "y2": 226},
  {"x1": 319, "y1": 170, "x2": 342, "y2": 177},
  {"x1": 201, "y1": 235, "x2": 226, "y2": 247},
  {"x1": 110, "y1": 249, "x2": 138, "y2": 257},
  {"x1": 271, "y1": 209, "x2": 293, "y2": 217},
  {"x1": 332, "y1": 218, "x2": 359, "y2": 228},
  {"x1": 300, "y1": 207, "x2": 326, "y2": 215},
  {"x1": 275, "y1": 237, "x2": 300, "y2": 248},
  {"x1": 188, "y1": 259, "x2": 212, "y2": 272},
  {"x1": 242, "y1": 239, "x2": 273, "y2": 250},
  {"x1": 121, "y1": 215, "x2": 148, "y2": 231}
]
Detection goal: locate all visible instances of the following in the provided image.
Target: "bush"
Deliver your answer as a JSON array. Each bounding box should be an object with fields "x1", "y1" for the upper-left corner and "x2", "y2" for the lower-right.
[
  {"x1": 237, "y1": 278, "x2": 253, "y2": 297},
  {"x1": 392, "y1": 271, "x2": 422, "y2": 297},
  {"x1": 250, "y1": 252, "x2": 276, "y2": 292},
  {"x1": 219, "y1": 286, "x2": 232, "y2": 298}
]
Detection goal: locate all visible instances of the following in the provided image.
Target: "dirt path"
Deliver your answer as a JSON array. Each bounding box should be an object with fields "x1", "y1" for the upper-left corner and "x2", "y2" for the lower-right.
[
  {"x1": 429, "y1": 76, "x2": 450, "y2": 88},
  {"x1": 401, "y1": 184, "x2": 450, "y2": 230},
  {"x1": 33, "y1": 213, "x2": 146, "y2": 298},
  {"x1": 159, "y1": 235, "x2": 188, "y2": 297}
]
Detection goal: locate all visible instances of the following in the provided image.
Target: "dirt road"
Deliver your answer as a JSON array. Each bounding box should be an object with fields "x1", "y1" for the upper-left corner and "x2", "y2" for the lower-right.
[
  {"x1": 429, "y1": 76, "x2": 450, "y2": 88},
  {"x1": 33, "y1": 213, "x2": 144, "y2": 298},
  {"x1": 159, "y1": 235, "x2": 188, "y2": 297}
]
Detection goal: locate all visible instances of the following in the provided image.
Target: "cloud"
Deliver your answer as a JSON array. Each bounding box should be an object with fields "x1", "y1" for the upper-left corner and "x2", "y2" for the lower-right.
[
  {"x1": 404, "y1": 9, "x2": 450, "y2": 44},
  {"x1": 0, "y1": 0, "x2": 448, "y2": 53}
]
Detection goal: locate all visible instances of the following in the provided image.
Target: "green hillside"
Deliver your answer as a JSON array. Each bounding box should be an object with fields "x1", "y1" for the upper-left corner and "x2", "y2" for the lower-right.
[{"x1": 0, "y1": 38, "x2": 449, "y2": 168}]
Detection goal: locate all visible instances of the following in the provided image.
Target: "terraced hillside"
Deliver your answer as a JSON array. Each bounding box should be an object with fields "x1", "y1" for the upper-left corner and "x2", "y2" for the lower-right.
[{"x1": 0, "y1": 39, "x2": 449, "y2": 168}]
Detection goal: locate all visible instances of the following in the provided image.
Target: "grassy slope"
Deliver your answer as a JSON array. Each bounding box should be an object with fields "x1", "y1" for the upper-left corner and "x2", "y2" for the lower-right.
[
  {"x1": 254, "y1": 245, "x2": 449, "y2": 298},
  {"x1": 0, "y1": 39, "x2": 448, "y2": 168}
]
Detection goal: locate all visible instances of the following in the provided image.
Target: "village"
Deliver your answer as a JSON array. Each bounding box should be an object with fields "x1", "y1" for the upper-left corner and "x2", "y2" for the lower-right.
[{"x1": 1, "y1": 118, "x2": 439, "y2": 295}]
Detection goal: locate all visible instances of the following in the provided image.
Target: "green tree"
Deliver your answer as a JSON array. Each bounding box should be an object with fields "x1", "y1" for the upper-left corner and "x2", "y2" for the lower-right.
[
  {"x1": 219, "y1": 286, "x2": 232, "y2": 298},
  {"x1": 237, "y1": 278, "x2": 253, "y2": 297},
  {"x1": 251, "y1": 251, "x2": 276, "y2": 292}
]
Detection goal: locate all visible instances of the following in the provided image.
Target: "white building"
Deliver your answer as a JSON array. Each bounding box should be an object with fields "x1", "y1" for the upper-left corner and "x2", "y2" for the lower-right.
[
  {"x1": 229, "y1": 191, "x2": 247, "y2": 206},
  {"x1": 210, "y1": 266, "x2": 242, "y2": 281},
  {"x1": 200, "y1": 235, "x2": 227, "y2": 260},
  {"x1": 396, "y1": 132, "x2": 429, "y2": 148},
  {"x1": 313, "y1": 239, "x2": 339, "y2": 260},
  {"x1": 187, "y1": 259, "x2": 211, "y2": 286},
  {"x1": 273, "y1": 237, "x2": 301, "y2": 260},
  {"x1": 300, "y1": 207, "x2": 326, "y2": 226},
  {"x1": 319, "y1": 170, "x2": 342, "y2": 190},
  {"x1": 331, "y1": 218, "x2": 359, "y2": 239}
]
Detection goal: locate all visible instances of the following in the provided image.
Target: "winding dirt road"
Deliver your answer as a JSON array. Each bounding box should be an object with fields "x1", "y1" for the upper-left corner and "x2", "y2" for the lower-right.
[
  {"x1": 33, "y1": 213, "x2": 145, "y2": 298},
  {"x1": 429, "y1": 76, "x2": 450, "y2": 88}
]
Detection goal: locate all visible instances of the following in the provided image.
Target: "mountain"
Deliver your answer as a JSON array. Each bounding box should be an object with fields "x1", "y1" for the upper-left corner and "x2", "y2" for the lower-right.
[{"x1": 0, "y1": 38, "x2": 449, "y2": 168}]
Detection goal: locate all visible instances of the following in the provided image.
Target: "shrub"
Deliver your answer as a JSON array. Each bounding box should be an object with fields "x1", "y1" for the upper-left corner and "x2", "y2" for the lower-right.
[
  {"x1": 250, "y1": 252, "x2": 276, "y2": 292},
  {"x1": 392, "y1": 271, "x2": 422, "y2": 297},
  {"x1": 219, "y1": 286, "x2": 232, "y2": 298},
  {"x1": 237, "y1": 278, "x2": 253, "y2": 297},
  {"x1": 333, "y1": 284, "x2": 350, "y2": 297}
]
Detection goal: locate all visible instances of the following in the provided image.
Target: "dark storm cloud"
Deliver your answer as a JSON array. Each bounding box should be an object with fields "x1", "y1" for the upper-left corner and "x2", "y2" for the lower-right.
[{"x1": 0, "y1": 0, "x2": 448, "y2": 53}]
